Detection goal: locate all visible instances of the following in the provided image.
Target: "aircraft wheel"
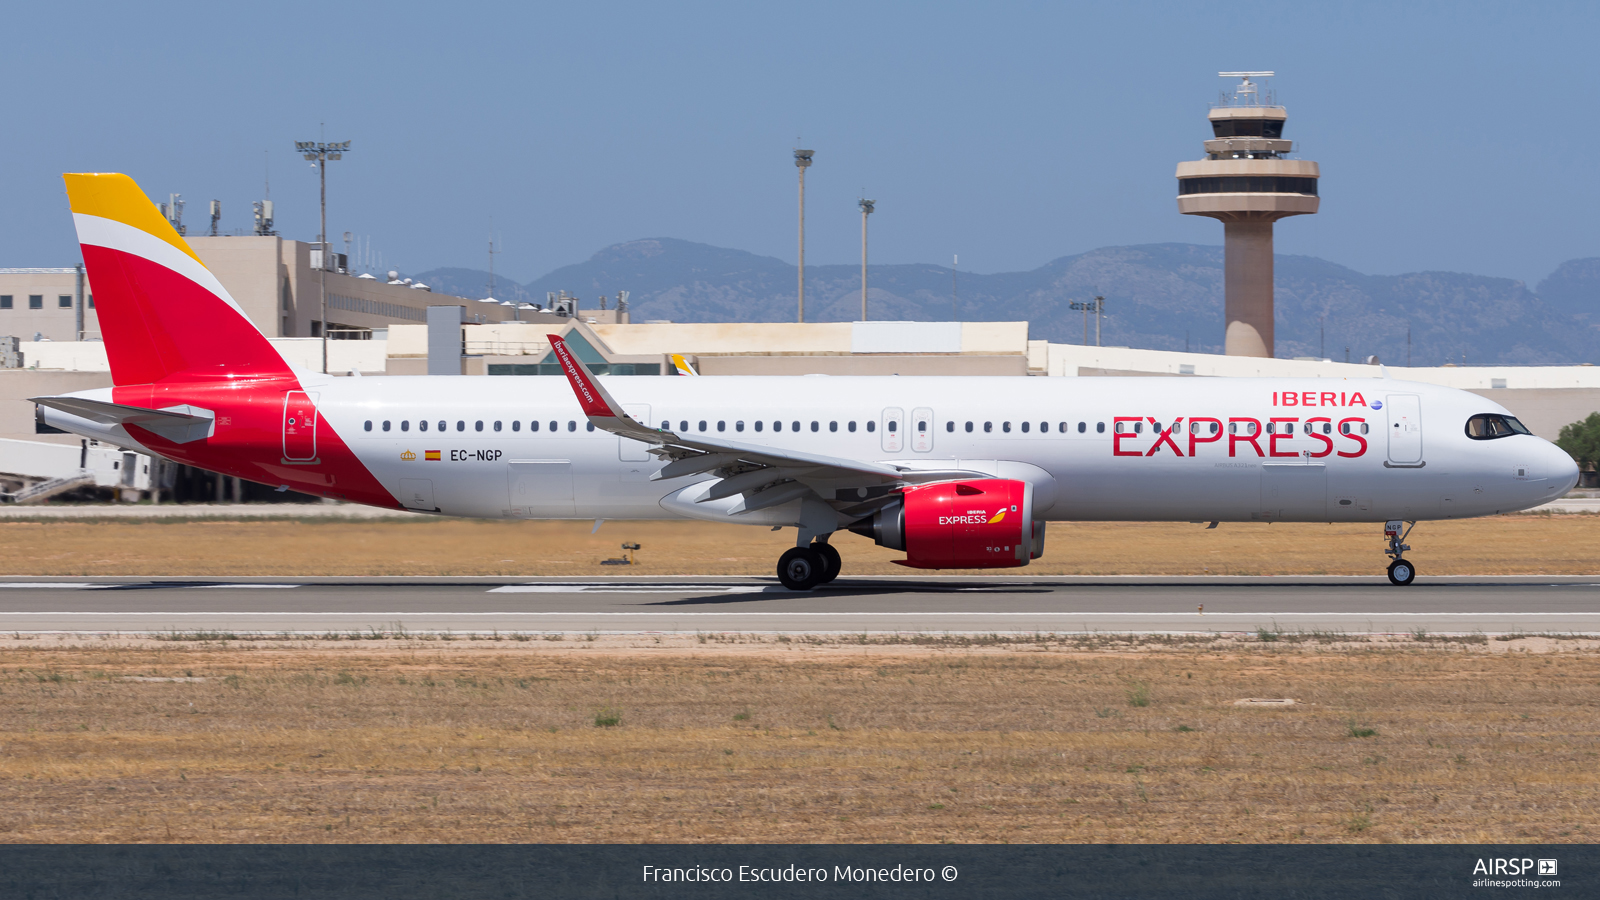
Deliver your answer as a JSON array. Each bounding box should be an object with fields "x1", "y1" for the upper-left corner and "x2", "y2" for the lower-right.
[
  {"x1": 778, "y1": 547, "x2": 825, "y2": 591},
  {"x1": 813, "y1": 542, "x2": 842, "y2": 584},
  {"x1": 1387, "y1": 558, "x2": 1416, "y2": 586}
]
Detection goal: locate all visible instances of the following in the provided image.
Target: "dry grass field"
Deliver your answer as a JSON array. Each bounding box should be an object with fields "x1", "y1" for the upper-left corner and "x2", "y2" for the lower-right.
[
  {"x1": 0, "y1": 636, "x2": 1596, "y2": 844},
  {"x1": 0, "y1": 512, "x2": 1596, "y2": 577}
]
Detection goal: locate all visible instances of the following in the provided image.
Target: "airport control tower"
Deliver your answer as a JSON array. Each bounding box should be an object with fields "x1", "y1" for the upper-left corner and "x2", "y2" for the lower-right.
[{"x1": 1177, "y1": 72, "x2": 1319, "y2": 357}]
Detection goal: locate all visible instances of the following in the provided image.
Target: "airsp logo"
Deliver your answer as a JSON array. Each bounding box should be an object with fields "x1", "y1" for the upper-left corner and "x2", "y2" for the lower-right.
[{"x1": 1472, "y1": 858, "x2": 1554, "y2": 876}]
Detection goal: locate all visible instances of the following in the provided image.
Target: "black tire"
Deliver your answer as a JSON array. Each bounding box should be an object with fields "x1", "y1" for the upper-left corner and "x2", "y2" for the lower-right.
[
  {"x1": 778, "y1": 547, "x2": 825, "y2": 591},
  {"x1": 1387, "y1": 558, "x2": 1416, "y2": 586},
  {"x1": 814, "y1": 542, "x2": 842, "y2": 584}
]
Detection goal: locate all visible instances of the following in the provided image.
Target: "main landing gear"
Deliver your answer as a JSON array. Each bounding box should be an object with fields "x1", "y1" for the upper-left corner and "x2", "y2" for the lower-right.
[
  {"x1": 776, "y1": 540, "x2": 842, "y2": 591},
  {"x1": 1384, "y1": 520, "x2": 1417, "y2": 586}
]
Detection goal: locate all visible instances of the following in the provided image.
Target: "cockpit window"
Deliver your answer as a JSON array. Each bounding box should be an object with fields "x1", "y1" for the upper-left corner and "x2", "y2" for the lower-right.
[{"x1": 1465, "y1": 413, "x2": 1533, "y2": 440}]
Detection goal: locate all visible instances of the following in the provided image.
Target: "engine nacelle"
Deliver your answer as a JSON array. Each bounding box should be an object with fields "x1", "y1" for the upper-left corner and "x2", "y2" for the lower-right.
[{"x1": 849, "y1": 478, "x2": 1042, "y2": 569}]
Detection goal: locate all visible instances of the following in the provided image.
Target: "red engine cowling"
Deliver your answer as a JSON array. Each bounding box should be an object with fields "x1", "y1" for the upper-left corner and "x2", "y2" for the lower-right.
[{"x1": 850, "y1": 478, "x2": 1041, "y2": 569}]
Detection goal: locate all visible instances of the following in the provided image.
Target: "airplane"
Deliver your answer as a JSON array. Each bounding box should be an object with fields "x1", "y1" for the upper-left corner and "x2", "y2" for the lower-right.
[{"x1": 33, "y1": 173, "x2": 1580, "y2": 589}]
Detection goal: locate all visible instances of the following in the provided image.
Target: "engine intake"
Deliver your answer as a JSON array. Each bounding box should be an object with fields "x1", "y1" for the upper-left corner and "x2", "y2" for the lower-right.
[{"x1": 850, "y1": 478, "x2": 1042, "y2": 569}]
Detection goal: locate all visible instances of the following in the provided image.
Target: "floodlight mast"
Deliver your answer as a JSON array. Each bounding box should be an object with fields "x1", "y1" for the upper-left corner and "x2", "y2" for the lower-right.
[
  {"x1": 858, "y1": 199, "x2": 874, "y2": 321},
  {"x1": 295, "y1": 139, "x2": 351, "y2": 373},
  {"x1": 794, "y1": 149, "x2": 813, "y2": 322}
]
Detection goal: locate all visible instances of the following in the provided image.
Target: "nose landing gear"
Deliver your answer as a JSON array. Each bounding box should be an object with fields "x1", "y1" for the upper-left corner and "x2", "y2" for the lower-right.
[
  {"x1": 1384, "y1": 520, "x2": 1417, "y2": 585},
  {"x1": 776, "y1": 540, "x2": 842, "y2": 591}
]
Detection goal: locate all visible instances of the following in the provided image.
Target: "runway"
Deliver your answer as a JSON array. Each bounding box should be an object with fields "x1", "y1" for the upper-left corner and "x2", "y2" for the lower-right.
[{"x1": 1, "y1": 575, "x2": 1598, "y2": 634}]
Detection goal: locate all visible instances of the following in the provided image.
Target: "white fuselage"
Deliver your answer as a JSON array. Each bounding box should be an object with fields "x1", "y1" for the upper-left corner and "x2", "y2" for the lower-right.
[{"x1": 266, "y1": 373, "x2": 1574, "y2": 524}]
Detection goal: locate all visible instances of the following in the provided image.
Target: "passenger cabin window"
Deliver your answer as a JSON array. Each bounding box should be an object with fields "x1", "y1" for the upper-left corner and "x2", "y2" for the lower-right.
[
  {"x1": 1021, "y1": 421, "x2": 1030, "y2": 433},
  {"x1": 698, "y1": 420, "x2": 707, "y2": 432},
  {"x1": 811, "y1": 421, "x2": 820, "y2": 432},
  {"x1": 718, "y1": 421, "x2": 726, "y2": 432},
  {"x1": 736, "y1": 421, "x2": 745, "y2": 432},
  {"x1": 512, "y1": 421, "x2": 521, "y2": 431},
  {"x1": 983, "y1": 422, "x2": 993, "y2": 433},
  {"x1": 586, "y1": 422, "x2": 594, "y2": 432},
  {"x1": 1077, "y1": 422, "x2": 1085, "y2": 433},
  {"x1": 568, "y1": 421, "x2": 576, "y2": 431},
  {"x1": 548, "y1": 421, "x2": 557, "y2": 432},
  {"x1": 866, "y1": 421, "x2": 875, "y2": 432},
  {"x1": 456, "y1": 421, "x2": 465, "y2": 432},
  {"x1": 1002, "y1": 422, "x2": 1011, "y2": 433},
  {"x1": 530, "y1": 421, "x2": 540, "y2": 432},
  {"x1": 494, "y1": 421, "x2": 502, "y2": 432},
  {"x1": 773, "y1": 421, "x2": 782, "y2": 432},
  {"x1": 1096, "y1": 422, "x2": 1105, "y2": 434},
  {"x1": 475, "y1": 420, "x2": 484, "y2": 432},
  {"x1": 792, "y1": 421, "x2": 800, "y2": 432},
  {"x1": 400, "y1": 420, "x2": 410, "y2": 432},
  {"x1": 382, "y1": 420, "x2": 391, "y2": 432},
  {"x1": 829, "y1": 421, "x2": 838, "y2": 432},
  {"x1": 755, "y1": 421, "x2": 764, "y2": 432},
  {"x1": 965, "y1": 421, "x2": 974, "y2": 433},
  {"x1": 848, "y1": 421, "x2": 856, "y2": 432},
  {"x1": 1465, "y1": 413, "x2": 1532, "y2": 440}
]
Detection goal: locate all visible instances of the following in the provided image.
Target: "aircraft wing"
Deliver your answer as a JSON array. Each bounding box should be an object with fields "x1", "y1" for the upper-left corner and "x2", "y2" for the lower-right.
[
  {"x1": 546, "y1": 334, "x2": 979, "y2": 514},
  {"x1": 31, "y1": 396, "x2": 215, "y2": 444}
]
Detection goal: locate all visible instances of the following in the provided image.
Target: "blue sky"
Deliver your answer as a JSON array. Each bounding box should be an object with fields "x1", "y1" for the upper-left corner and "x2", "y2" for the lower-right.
[{"x1": 4, "y1": 1, "x2": 1596, "y2": 286}]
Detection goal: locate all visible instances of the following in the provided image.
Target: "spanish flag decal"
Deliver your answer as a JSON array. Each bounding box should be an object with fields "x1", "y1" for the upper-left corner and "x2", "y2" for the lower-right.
[{"x1": 425, "y1": 451, "x2": 441, "y2": 461}]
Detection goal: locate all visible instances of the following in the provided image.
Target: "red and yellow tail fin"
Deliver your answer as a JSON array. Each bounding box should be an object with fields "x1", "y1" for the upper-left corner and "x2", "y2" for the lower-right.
[{"x1": 63, "y1": 173, "x2": 293, "y2": 386}]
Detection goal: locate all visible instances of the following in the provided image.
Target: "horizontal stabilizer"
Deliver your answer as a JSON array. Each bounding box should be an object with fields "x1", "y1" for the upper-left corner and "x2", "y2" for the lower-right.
[{"x1": 31, "y1": 396, "x2": 215, "y2": 444}]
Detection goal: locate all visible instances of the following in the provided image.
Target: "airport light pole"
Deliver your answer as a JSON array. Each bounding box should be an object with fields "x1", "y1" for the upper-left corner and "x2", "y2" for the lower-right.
[
  {"x1": 1069, "y1": 296, "x2": 1104, "y2": 346},
  {"x1": 858, "y1": 198, "x2": 874, "y2": 321},
  {"x1": 794, "y1": 149, "x2": 813, "y2": 322},
  {"x1": 296, "y1": 139, "x2": 351, "y2": 373}
]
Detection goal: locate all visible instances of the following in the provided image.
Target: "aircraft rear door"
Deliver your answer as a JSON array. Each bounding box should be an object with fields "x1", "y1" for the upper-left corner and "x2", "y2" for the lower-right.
[
  {"x1": 1385, "y1": 394, "x2": 1423, "y2": 466},
  {"x1": 282, "y1": 391, "x2": 318, "y2": 461}
]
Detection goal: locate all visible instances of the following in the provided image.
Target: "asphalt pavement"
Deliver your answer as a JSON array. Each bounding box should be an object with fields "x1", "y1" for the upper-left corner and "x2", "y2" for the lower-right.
[{"x1": 0, "y1": 575, "x2": 1596, "y2": 635}]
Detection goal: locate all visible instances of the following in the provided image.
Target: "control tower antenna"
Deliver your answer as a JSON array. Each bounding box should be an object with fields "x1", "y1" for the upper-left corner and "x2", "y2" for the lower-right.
[{"x1": 1176, "y1": 72, "x2": 1318, "y2": 358}]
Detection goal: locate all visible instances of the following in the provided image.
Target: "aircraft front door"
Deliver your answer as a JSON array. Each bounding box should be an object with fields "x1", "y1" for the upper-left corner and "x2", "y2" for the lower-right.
[
  {"x1": 1386, "y1": 393, "x2": 1423, "y2": 466},
  {"x1": 282, "y1": 391, "x2": 319, "y2": 461}
]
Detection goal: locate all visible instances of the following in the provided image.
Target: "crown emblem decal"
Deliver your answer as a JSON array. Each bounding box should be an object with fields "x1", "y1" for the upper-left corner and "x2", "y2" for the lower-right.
[{"x1": 400, "y1": 450, "x2": 416, "y2": 461}]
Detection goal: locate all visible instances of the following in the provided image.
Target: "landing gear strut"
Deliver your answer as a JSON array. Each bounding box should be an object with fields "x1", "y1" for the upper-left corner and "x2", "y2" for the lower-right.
[
  {"x1": 777, "y1": 541, "x2": 842, "y2": 591},
  {"x1": 1384, "y1": 520, "x2": 1417, "y2": 586}
]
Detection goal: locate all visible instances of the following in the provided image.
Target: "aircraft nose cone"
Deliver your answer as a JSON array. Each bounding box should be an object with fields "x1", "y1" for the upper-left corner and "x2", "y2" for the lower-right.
[{"x1": 1550, "y1": 441, "x2": 1581, "y2": 493}]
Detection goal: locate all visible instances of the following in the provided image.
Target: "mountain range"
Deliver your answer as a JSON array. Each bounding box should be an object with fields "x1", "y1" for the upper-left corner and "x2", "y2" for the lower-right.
[{"x1": 414, "y1": 241, "x2": 1600, "y2": 366}]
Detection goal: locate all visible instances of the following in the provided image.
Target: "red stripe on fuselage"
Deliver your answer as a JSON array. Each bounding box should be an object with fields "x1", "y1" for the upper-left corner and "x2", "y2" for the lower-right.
[{"x1": 112, "y1": 380, "x2": 402, "y2": 508}]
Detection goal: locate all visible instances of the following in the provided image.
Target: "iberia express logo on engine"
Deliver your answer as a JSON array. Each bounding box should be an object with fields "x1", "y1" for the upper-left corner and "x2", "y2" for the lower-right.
[{"x1": 940, "y1": 509, "x2": 1006, "y2": 525}]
